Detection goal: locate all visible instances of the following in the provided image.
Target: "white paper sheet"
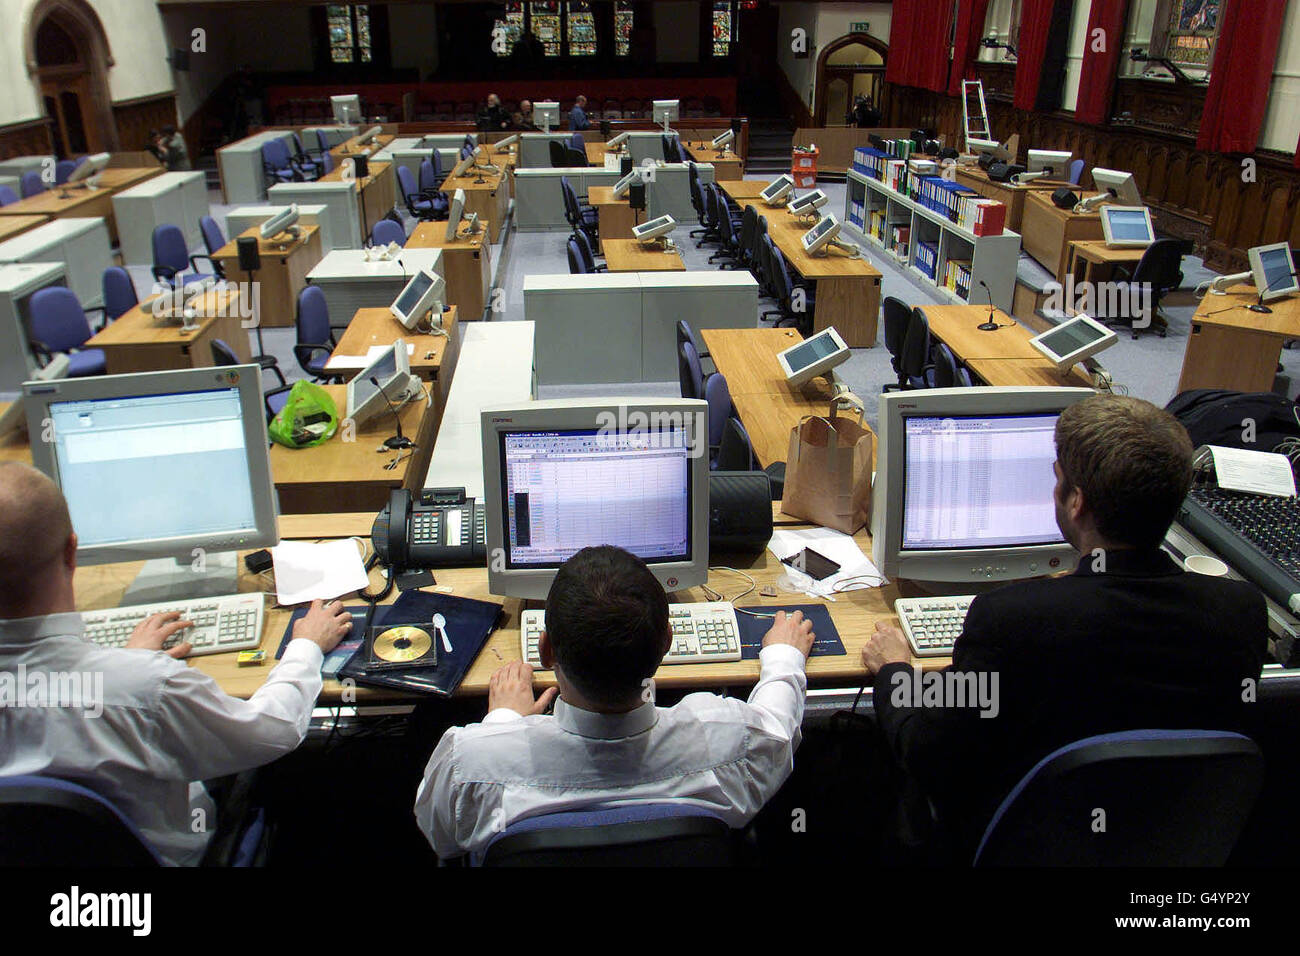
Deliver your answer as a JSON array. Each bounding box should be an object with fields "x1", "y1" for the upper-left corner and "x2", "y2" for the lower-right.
[
  {"x1": 272, "y1": 539, "x2": 370, "y2": 605},
  {"x1": 324, "y1": 343, "x2": 416, "y2": 371},
  {"x1": 768, "y1": 526, "x2": 887, "y2": 599},
  {"x1": 1209, "y1": 445, "x2": 1297, "y2": 498}
]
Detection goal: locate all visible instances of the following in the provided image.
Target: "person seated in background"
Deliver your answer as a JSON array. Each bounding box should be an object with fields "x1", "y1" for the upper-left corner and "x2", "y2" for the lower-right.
[
  {"x1": 568, "y1": 94, "x2": 591, "y2": 131},
  {"x1": 155, "y1": 126, "x2": 191, "y2": 170},
  {"x1": 512, "y1": 98, "x2": 536, "y2": 130},
  {"x1": 478, "y1": 93, "x2": 511, "y2": 132},
  {"x1": 0, "y1": 462, "x2": 352, "y2": 865},
  {"x1": 861, "y1": 394, "x2": 1268, "y2": 860},
  {"x1": 415, "y1": 545, "x2": 814, "y2": 859},
  {"x1": 852, "y1": 95, "x2": 882, "y2": 128}
]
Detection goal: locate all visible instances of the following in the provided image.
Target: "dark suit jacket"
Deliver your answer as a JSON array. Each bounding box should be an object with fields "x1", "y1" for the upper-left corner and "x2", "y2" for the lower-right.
[{"x1": 873, "y1": 548, "x2": 1268, "y2": 858}]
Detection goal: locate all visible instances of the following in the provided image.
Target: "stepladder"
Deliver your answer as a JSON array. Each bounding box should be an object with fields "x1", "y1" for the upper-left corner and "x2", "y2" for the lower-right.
[{"x1": 962, "y1": 79, "x2": 991, "y2": 151}]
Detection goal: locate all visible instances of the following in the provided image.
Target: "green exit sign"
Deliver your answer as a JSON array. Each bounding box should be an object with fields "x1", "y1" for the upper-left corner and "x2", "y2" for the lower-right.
[{"x1": 851, "y1": 21, "x2": 870, "y2": 33}]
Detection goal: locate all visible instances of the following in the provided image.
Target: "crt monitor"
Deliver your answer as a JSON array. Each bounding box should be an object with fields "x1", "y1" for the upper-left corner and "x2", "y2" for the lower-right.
[
  {"x1": 22, "y1": 365, "x2": 279, "y2": 602},
  {"x1": 1247, "y1": 242, "x2": 1298, "y2": 303},
  {"x1": 871, "y1": 386, "x2": 1095, "y2": 587},
  {"x1": 1100, "y1": 205, "x2": 1154, "y2": 247},
  {"x1": 346, "y1": 340, "x2": 415, "y2": 427},
  {"x1": 480, "y1": 398, "x2": 709, "y2": 600}
]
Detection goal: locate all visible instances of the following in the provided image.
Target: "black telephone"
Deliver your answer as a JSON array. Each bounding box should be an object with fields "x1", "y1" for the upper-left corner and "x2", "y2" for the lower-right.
[{"x1": 372, "y1": 487, "x2": 487, "y2": 570}]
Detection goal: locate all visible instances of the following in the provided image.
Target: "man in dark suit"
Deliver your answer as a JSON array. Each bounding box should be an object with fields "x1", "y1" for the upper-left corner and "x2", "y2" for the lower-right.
[{"x1": 861, "y1": 394, "x2": 1268, "y2": 860}]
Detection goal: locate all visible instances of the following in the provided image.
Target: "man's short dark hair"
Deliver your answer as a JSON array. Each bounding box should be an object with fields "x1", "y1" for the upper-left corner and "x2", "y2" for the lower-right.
[
  {"x1": 1055, "y1": 394, "x2": 1194, "y2": 549},
  {"x1": 545, "y1": 546, "x2": 669, "y2": 707}
]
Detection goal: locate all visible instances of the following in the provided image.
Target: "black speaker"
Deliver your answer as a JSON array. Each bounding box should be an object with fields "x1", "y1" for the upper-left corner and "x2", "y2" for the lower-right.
[
  {"x1": 628, "y1": 182, "x2": 646, "y2": 211},
  {"x1": 1052, "y1": 187, "x2": 1080, "y2": 209},
  {"x1": 353, "y1": 153, "x2": 370, "y2": 179},
  {"x1": 236, "y1": 236, "x2": 261, "y2": 272},
  {"x1": 987, "y1": 162, "x2": 1025, "y2": 183},
  {"x1": 977, "y1": 151, "x2": 996, "y2": 170},
  {"x1": 938, "y1": 146, "x2": 959, "y2": 161},
  {"x1": 620, "y1": 154, "x2": 633, "y2": 176},
  {"x1": 709, "y1": 471, "x2": 773, "y2": 554},
  {"x1": 600, "y1": 119, "x2": 611, "y2": 139}
]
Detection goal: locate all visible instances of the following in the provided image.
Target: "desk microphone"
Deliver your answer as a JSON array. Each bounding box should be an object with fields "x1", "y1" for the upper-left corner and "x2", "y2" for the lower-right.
[
  {"x1": 1248, "y1": 269, "x2": 1299, "y2": 314},
  {"x1": 371, "y1": 376, "x2": 414, "y2": 450},
  {"x1": 976, "y1": 280, "x2": 1001, "y2": 331}
]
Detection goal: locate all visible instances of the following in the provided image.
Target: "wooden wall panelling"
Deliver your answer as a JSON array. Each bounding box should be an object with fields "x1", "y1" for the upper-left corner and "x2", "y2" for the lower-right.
[
  {"x1": 112, "y1": 93, "x2": 180, "y2": 154},
  {"x1": 0, "y1": 118, "x2": 54, "y2": 160}
]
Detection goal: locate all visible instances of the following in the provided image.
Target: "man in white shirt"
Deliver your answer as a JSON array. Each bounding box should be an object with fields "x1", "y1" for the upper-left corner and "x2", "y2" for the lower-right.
[
  {"x1": 415, "y1": 545, "x2": 814, "y2": 859},
  {"x1": 0, "y1": 462, "x2": 351, "y2": 865}
]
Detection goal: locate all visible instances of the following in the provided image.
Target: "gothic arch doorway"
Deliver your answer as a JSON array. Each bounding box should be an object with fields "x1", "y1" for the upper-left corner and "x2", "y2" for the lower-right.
[
  {"x1": 25, "y1": 0, "x2": 117, "y2": 156},
  {"x1": 814, "y1": 33, "x2": 888, "y2": 127}
]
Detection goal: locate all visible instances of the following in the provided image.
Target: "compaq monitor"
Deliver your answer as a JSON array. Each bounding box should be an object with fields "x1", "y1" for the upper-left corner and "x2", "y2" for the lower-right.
[
  {"x1": 633, "y1": 215, "x2": 676, "y2": 243},
  {"x1": 445, "y1": 188, "x2": 467, "y2": 240},
  {"x1": 331, "y1": 94, "x2": 362, "y2": 125},
  {"x1": 761, "y1": 174, "x2": 795, "y2": 205},
  {"x1": 534, "y1": 101, "x2": 560, "y2": 133},
  {"x1": 1100, "y1": 205, "x2": 1154, "y2": 248},
  {"x1": 346, "y1": 340, "x2": 415, "y2": 427},
  {"x1": 1247, "y1": 242, "x2": 1298, "y2": 305},
  {"x1": 653, "y1": 99, "x2": 680, "y2": 133},
  {"x1": 1029, "y1": 315, "x2": 1117, "y2": 370},
  {"x1": 1077, "y1": 167, "x2": 1142, "y2": 212},
  {"x1": 871, "y1": 386, "x2": 1094, "y2": 587},
  {"x1": 777, "y1": 328, "x2": 849, "y2": 387},
  {"x1": 480, "y1": 398, "x2": 709, "y2": 599},
  {"x1": 1026, "y1": 149, "x2": 1072, "y2": 176},
  {"x1": 390, "y1": 269, "x2": 446, "y2": 331},
  {"x1": 23, "y1": 365, "x2": 279, "y2": 602},
  {"x1": 801, "y1": 214, "x2": 841, "y2": 255}
]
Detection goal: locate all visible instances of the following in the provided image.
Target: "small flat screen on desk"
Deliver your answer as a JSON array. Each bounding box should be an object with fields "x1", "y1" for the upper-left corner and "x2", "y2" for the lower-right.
[
  {"x1": 349, "y1": 347, "x2": 399, "y2": 407},
  {"x1": 785, "y1": 333, "x2": 840, "y2": 372},
  {"x1": 1102, "y1": 207, "x2": 1152, "y2": 244},
  {"x1": 394, "y1": 271, "x2": 434, "y2": 315},
  {"x1": 1037, "y1": 320, "x2": 1108, "y2": 359},
  {"x1": 807, "y1": 217, "x2": 836, "y2": 243},
  {"x1": 1257, "y1": 247, "x2": 1296, "y2": 296}
]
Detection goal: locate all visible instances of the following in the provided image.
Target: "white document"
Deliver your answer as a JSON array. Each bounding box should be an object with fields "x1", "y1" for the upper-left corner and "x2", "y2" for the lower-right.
[
  {"x1": 768, "y1": 526, "x2": 887, "y2": 599},
  {"x1": 1209, "y1": 445, "x2": 1297, "y2": 498},
  {"x1": 272, "y1": 539, "x2": 370, "y2": 605},
  {"x1": 324, "y1": 343, "x2": 416, "y2": 371}
]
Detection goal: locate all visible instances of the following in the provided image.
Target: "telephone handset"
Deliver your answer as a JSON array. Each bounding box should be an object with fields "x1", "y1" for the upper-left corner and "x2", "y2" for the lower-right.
[{"x1": 372, "y1": 487, "x2": 487, "y2": 569}]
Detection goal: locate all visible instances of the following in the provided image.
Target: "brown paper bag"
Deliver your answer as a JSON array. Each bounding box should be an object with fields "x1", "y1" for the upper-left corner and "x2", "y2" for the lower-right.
[{"x1": 779, "y1": 414, "x2": 875, "y2": 534}]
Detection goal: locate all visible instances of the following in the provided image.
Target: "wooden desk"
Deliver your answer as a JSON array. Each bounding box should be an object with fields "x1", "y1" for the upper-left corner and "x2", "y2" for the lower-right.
[
  {"x1": 331, "y1": 305, "x2": 459, "y2": 390},
  {"x1": 966, "y1": 357, "x2": 1093, "y2": 388},
  {"x1": 586, "y1": 186, "x2": 641, "y2": 248},
  {"x1": 921, "y1": 305, "x2": 1046, "y2": 360},
  {"x1": 269, "y1": 383, "x2": 437, "y2": 514},
  {"x1": 1021, "y1": 190, "x2": 1103, "y2": 282},
  {"x1": 954, "y1": 166, "x2": 1066, "y2": 233},
  {"x1": 329, "y1": 134, "x2": 395, "y2": 163},
  {"x1": 484, "y1": 146, "x2": 518, "y2": 198},
  {"x1": 721, "y1": 180, "x2": 769, "y2": 201},
  {"x1": 440, "y1": 172, "x2": 508, "y2": 243},
  {"x1": 0, "y1": 168, "x2": 161, "y2": 244},
  {"x1": 584, "y1": 142, "x2": 609, "y2": 166},
  {"x1": 0, "y1": 402, "x2": 33, "y2": 464},
  {"x1": 683, "y1": 141, "x2": 743, "y2": 180},
  {"x1": 86, "y1": 289, "x2": 251, "y2": 374},
  {"x1": 211, "y1": 225, "x2": 321, "y2": 328},
  {"x1": 601, "y1": 238, "x2": 686, "y2": 272},
  {"x1": 406, "y1": 220, "x2": 494, "y2": 319},
  {"x1": 0, "y1": 214, "x2": 49, "y2": 242},
  {"x1": 1177, "y1": 286, "x2": 1300, "y2": 393},
  {"x1": 320, "y1": 161, "x2": 396, "y2": 245},
  {"x1": 1066, "y1": 239, "x2": 1145, "y2": 286}
]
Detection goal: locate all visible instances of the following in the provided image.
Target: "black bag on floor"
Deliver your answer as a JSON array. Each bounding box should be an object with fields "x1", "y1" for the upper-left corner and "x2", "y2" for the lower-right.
[{"x1": 1166, "y1": 389, "x2": 1300, "y2": 452}]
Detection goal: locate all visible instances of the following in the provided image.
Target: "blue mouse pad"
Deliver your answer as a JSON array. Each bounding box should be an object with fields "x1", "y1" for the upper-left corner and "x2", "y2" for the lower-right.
[
  {"x1": 276, "y1": 605, "x2": 375, "y2": 678},
  {"x1": 735, "y1": 604, "x2": 846, "y2": 660}
]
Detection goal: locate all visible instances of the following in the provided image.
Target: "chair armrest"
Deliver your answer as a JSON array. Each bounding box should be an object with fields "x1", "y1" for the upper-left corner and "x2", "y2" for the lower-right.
[
  {"x1": 83, "y1": 305, "x2": 107, "y2": 331},
  {"x1": 262, "y1": 383, "x2": 294, "y2": 421},
  {"x1": 293, "y1": 343, "x2": 336, "y2": 366},
  {"x1": 29, "y1": 339, "x2": 53, "y2": 365},
  {"x1": 151, "y1": 265, "x2": 177, "y2": 286},
  {"x1": 190, "y1": 253, "x2": 221, "y2": 276}
]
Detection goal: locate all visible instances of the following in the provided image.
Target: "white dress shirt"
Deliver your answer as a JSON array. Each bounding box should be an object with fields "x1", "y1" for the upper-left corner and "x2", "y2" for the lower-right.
[
  {"x1": 415, "y1": 643, "x2": 807, "y2": 859},
  {"x1": 0, "y1": 611, "x2": 324, "y2": 866}
]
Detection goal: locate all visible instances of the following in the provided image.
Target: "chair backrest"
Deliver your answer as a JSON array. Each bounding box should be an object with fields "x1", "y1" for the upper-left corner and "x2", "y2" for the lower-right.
[
  {"x1": 573, "y1": 229, "x2": 598, "y2": 272},
  {"x1": 29, "y1": 286, "x2": 92, "y2": 353},
  {"x1": 321, "y1": 150, "x2": 335, "y2": 174},
  {"x1": 371, "y1": 218, "x2": 405, "y2": 247},
  {"x1": 705, "y1": 371, "x2": 732, "y2": 449},
  {"x1": 210, "y1": 338, "x2": 240, "y2": 366},
  {"x1": 315, "y1": 129, "x2": 330, "y2": 153},
  {"x1": 565, "y1": 147, "x2": 588, "y2": 167},
  {"x1": 418, "y1": 159, "x2": 438, "y2": 194},
  {"x1": 687, "y1": 163, "x2": 705, "y2": 220},
  {"x1": 199, "y1": 215, "x2": 226, "y2": 255},
  {"x1": 882, "y1": 296, "x2": 912, "y2": 370},
  {"x1": 396, "y1": 164, "x2": 421, "y2": 202},
  {"x1": 0, "y1": 775, "x2": 161, "y2": 867},
  {"x1": 296, "y1": 285, "x2": 332, "y2": 345},
  {"x1": 151, "y1": 223, "x2": 190, "y2": 274},
  {"x1": 739, "y1": 204, "x2": 757, "y2": 255},
  {"x1": 102, "y1": 266, "x2": 138, "y2": 321},
  {"x1": 481, "y1": 803, "x2": 734, "y2": 866},
  {"x1": 975, "y1": 730, "x2": 1263, "y2": 866},
  {"x1": 1068, "y1": 158, "x2": 1085, "y2": 185},
  {"x1": 261, "y1": 138, "x2": 291, "y2": 170},
  {"x1": 569, "y1": 131, "x2": 584, "y2": 152},
  {"x1": 676, "y1": 318, "x2": 696, "y2": 353},
  {"x1": 560, "y1": 176, "x2": 581, "y2": 226},
  {"x1": 549, "y1": 140, "x2": 568, "y2": 168},
  {"x1": 932, "y1": 342, "x2": 965, "y2": 388},
  {"x1": 0, "y1": 185, "x2": 17, "y2": 206},
  {"x1": 678, "y1": 339, "x2": 705, "y2": 400},
  {"x1": 54, "y1": 159, "x2": 78, "y2": 185},
  {"x1": 662, "y1": 135, "x2": 676, "y2": 162},
  {"x1": 717, "y1": 417, "x2": 756, "y2": 471},
  {"x1": 19, "y1": 171, "x2": 45, "y2": 197},
  {"x1": 566, "y1": 237, "x2": 588, "y2": 274},
  {"x1": 429, "y1": 149, "x2": 444, "y2": 182},
  {"x1": 292, "y1": 132, "x2": 308, "y2": 157},
  {"x1": 1132, "y1": 238, "x2": 1184, "y2": 292},
  {"x1": 898, "y1": 307, "x2": 933, "y2": 383}
]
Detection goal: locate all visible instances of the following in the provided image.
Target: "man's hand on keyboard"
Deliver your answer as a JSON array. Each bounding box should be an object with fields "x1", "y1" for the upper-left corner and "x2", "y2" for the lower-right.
[
  {"x1": 292, "y1": 599, "x2": 352, "y2": 653},
  {"x1": 861, "y1": 622, "x2": 911, "y2": 676},
  {"x1": 761, "y1": 610, "x2": 815, "y2": 658},
  {"x1": 126, "y1": 611, "x2": 195, "y2": 659},
  {"x1": 488, "y1": 660, "x2": 558, "y2": 716}
]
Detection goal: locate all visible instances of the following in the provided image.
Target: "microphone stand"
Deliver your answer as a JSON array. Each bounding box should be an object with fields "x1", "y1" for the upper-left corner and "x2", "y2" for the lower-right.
[
  {"x1": 976, "y1": 279, "x2": 1001, "y2": 331},
  {"x1": 371, "y1": 376, "x2": 414, "y2": 450},
  {"x1": 1247, "y1": 270, "x2": 1299, "y2": 315}
]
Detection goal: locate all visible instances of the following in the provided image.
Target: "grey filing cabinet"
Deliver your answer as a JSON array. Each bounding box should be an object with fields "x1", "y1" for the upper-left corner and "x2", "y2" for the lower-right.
[
  {"x1": 305, "y1": 248, "x2": 444, "y2": 322},
  {"x1": 218, "y1": 130, "x2": 298, "y2": 203},
  {"x1": 647, "y1": 163, "x2": 714, "y2": 223},
  {"x1": 0, "y1": 218, "x2": 112, "y2": 309},
  {"x1": 0, "y1": 261, "x2": 66, "y2": 392},
  {"x1": 224, "y1": 204, "x2": 336, "y2": 253},
  {"x1": 514, "y1": 168, "x2": 621, "y2": 231},
  {"x1": 0, "y1": 156, "x2": 54, "y2": 181},
  {"x1": 268, "y1": 180, "x2": 363, "y2": 249},
  {"x1": 519, "y1": 133, "x2": 577, "y2": 168},
  {"x1": 524, "y1": 273, "x2": 643, "y2": 385},
  {"x1": 638, "y1": 271, "x2": 759, "y2": 381},
  {"x1": 111, "y1": 171, "x2": 208, "y2": 265}
]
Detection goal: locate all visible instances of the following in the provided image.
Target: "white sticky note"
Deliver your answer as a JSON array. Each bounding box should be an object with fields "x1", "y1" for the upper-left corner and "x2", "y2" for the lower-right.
[{"x1": 1209, "y1": 445, "x2": 1297, "y2": 498}]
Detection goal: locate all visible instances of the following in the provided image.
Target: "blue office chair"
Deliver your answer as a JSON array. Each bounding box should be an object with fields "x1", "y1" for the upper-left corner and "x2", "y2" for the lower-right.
[
  {"x1": 560, "y1": 176, "x2": 599, "y2": 244},
  {"x1": 417, "y1": 159, "x2": 450, "y2": 219},
  {"x1": 398, "y1": 164, "x2": 438, "y2": 221},
  {"x1": 933, "y1": 343, "x2": 971, "y2": 387},
  {"x1": 0, "y1": 185, "x2": 17, "y2": 206},
  {"x1": 427, "y1": 149, "x2": 446, "y2": 189},
  {"x1": 101, "y1": 266, "x2": 138, "y2": 322},
  {"x1": 197, "y1": 215, "x2": 228, "y2": 279},
  {"x1": 54, "y1": 159, "x2": 79, "y2": 185},
  {"x1": 27, "y1": 287, "x2": 106, "y2": 376},
  {"x1": 19, "y1": 170, "x2": 45, "y2": 197},
  {"x1": 293, "y1": 286, "x2": 345, "y2": 382},
  {"x1": 678, "y1": 339, "x2": 705, "y2": 400},
  {"x1": 571, "y1": 229, "x2": 605, "y2": 273},
  {"x1": 371, "y1": 218, "x2": 406, "y2": 247},
  {"x1": 549, "y1": 140, "x2": 569, "y2": 169},
  {"x1": 290, "y1": 132, "x2": 323, "y2": 178},
  {"x1": 459, "y1": 143, "x2": 475, "y2": 162},
  {"x1": 767, "y1": 242, "x2": 814, "y2": 333},
  {"x1": 261, "y1": 138, "x2": 315, "y2": 186},
  {"x1": 717, "y1": 417, "x2": 758, "y2": 471},
  {"x1": 211, "y1": 339, "x2": 292, "y2": 420},
  {"x1": 566, "y1": 236, "x2": 590, "y2": 274},
  {"x1": 705, "y1": 372, "x2": 733, "y2": 466},
  {"x1": 0, "y1": 775, "x2": 161, "y2": 866},
  {"x1": 974, "y1": 730, "x2": 1263, "y2": 866},
  {"x1": 151, "y1": 223, "x2": 217, "y2": 290},
  {"x1": 478, "y1": 804, "x2": 736, "y2": 866},
  {"x1": 882, "y1": 296, "x2": 911, "y2": 385},
  {"x1": 568, "y1": 131, "x2": 585, "y2": 154},
  {"x1": 1068, "y1": 158, "x2": 1085, "y2": 186},
  {"x1": 884, "y1": 307, "x2": 936, "y2": 391},
  {"x1": 320, "y1": 150, "x2": 335, "y2": 175},
  {"x1": 315, "y1": 129, "x2": 331, "y2": 156}
]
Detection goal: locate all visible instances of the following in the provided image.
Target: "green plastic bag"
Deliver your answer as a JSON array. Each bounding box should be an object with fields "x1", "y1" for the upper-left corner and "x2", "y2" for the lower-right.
[{"x1": 268, "y1": 380, "x2": 340, "y2": 449}]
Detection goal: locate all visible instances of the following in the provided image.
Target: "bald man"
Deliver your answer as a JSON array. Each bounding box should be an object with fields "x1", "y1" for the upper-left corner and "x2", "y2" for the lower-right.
[
  {"x1": 569, "y1": 95, "x2": 590, "y2": 131},
  {"x1": 0, "y1": 463, "x2": 351, "y2": 865}
]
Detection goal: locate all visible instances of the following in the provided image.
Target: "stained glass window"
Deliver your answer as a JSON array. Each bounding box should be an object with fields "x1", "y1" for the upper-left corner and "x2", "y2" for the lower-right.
[
  {"x1": 615, "y1": 1, "x2": 634, "y2": 56},
  {"x1": 326, "y1": 4, "x2": 371, "y2": 65},
  {"x1": 566, "y1": 2, "x2": 596, "y2": 55},
  {"x1": 531, "y1": 2, "x2": 561, "y2": 57},
  {"x1": 493, "y1": 3, "x2": 524, "y2": 57},
  {"x1": 712, "y1": 2, "x2": 734, "y2": 57},
  {"x1": 1164, "y1": 0, "x2": 1220, "y2": 68}
]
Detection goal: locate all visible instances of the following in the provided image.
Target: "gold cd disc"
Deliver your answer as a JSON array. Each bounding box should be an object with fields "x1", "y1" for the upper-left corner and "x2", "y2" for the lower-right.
[{"x1": 373, "y1": 626, "x2": 433, "y2": 663}]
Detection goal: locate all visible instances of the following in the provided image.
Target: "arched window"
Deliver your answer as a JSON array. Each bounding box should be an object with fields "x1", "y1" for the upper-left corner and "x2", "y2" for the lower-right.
[{"x1": 326, "y1": 4, "x2": 372, "y2": 64}]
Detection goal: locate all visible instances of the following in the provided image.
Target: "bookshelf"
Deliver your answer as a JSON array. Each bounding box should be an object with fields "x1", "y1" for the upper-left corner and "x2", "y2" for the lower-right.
[{"x1": 843, "y1": 164, "x2": 1021, "y2": 314}]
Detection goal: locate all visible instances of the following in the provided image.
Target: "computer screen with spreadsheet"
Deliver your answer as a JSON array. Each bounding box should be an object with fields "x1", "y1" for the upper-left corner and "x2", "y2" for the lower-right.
[
  {"x1": 481, "y1": 398, "x2": 709, "y2": 599},
  {"x1": 872, "y1": 387, "x2": 1093, "y2": 585}
]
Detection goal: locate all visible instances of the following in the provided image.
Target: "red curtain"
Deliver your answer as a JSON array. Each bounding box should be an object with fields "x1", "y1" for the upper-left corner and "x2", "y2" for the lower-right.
[
  {"x1": 1013, "y1": 0, "x2": 1058, "y2": 111},
  {"x1": 888, "y1": 0, "x2": 958, "y2": 92},
  {"x1": 1073, "y1": 0, "x2": 1127, "y2": 124},
  {"x1": 1197, "y1": 0, "x2": 1287, "y2": 154},
  {"x1": 948, "y1": 0, "x2": 994, "y2": 96}
]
